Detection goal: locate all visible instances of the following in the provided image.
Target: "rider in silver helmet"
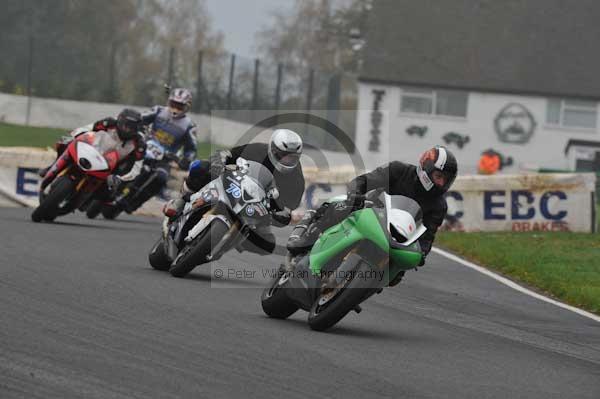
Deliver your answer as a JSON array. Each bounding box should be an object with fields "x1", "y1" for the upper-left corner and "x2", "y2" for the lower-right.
[{"x1": 164, "y1": 129, "x2": 305, "y2": 255}]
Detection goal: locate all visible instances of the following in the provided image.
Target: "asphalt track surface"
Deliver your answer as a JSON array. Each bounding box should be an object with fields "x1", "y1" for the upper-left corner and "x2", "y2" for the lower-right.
[{"x1": 1, "y1": 207, "x2": 599, "y2": 399}]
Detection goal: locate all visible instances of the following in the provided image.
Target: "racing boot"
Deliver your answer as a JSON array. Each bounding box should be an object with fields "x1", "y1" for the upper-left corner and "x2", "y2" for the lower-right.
[
  {"x1": 162, "y1": 198, "x2": 185, "y2": 218},
  {"x1": 388, "y1": 271, "x2": 405, "y2": 287},
  {"x1": 162, "y1": 179, "x2": 194, "y2": 218},
  {"x1": 38, "y1": 166, "x2": 50, "y2": 178}
]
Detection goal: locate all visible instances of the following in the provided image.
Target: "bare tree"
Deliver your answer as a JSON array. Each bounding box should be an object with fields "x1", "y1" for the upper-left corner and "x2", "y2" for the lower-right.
[{"x1": 256, "y1": 0, "x2": 370, "y2": 74}]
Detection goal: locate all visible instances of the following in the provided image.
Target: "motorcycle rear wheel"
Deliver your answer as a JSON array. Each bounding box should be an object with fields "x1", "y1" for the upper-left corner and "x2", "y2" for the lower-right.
[
  {"x1": 261, "y1": 270, "x2": 299, "y2": 319},
  {"x1": 85, "y1": 200, "x2": 103, "y2": 219},
  {"x1": 148, "y1": 236, "x2": 171, "y2": 271},
  {"x1": 101, "y1": 205, "x2": 122, "y2": 220},
  {"x1": 31, "y1": 176, "x2": 74, "y2": 223},
  {"x1": 169, "y1": 219, "x2": 229, "y2": 278}
]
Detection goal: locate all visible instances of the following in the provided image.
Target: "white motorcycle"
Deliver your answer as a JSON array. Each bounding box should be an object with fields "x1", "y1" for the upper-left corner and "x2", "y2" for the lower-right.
[{"x1": 148, "y1": 158, "x2": 280, "y2": 277}]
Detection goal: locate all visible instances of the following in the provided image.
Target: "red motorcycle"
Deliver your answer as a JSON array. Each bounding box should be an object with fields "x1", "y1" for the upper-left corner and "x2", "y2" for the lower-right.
[{"x1": 31, "y1": 130, "x2": 131, "y2": 222}]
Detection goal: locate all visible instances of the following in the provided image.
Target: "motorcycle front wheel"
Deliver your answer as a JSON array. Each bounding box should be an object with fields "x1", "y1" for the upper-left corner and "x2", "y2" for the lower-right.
[
  {"x1": 31, "y1": 176, "x2": 74, "y2": 223},
  {"x1": 307, "y1": 261, "x2": 378, "y2": 332},
  {"x1": 169, "y1": 219, "x2": 229, "y2": 278}
]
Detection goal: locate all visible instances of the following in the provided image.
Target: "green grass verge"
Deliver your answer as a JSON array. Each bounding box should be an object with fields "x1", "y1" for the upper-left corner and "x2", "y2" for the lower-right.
[
  {"x1": 0, "y1": 122, "x2": 65, "y2": 148},
  {"x1": 436, "y1": 232, "x2": 600, "y2": 315},
  {"x1": 0, "y1": 122, "x2": 222, "y2": 159}
]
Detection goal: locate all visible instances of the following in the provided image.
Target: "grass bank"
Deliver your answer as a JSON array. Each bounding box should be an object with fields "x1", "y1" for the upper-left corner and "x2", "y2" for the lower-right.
[
  {"x1": 0, "y1": 122, "x2": 219, "y2": 159},
  {"x1": 436, "y1": 232, "x2": 600, "y2": 315},
  {"x1": 0, "y1": 122, "x2": 65, "y2": 148}
]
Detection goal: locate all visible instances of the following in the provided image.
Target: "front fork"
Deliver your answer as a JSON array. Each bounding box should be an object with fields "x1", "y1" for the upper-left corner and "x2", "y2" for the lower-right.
[
  {"x1": 206, "y1": 221, "x2": 240, "y2": 261},
  {"x1": 41, "y1": 151, "x2": 71, "y2": 189}
]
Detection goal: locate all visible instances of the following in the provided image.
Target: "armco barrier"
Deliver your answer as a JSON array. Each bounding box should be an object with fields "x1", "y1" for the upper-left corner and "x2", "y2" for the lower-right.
[{"x1": 0, "y1": 147, "x2": 596, "y2": 231}]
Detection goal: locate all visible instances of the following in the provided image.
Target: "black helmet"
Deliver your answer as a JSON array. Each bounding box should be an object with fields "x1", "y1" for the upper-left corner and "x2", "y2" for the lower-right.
[
  {"x1": 116, "y1": 108, "x2": 142, "y2": 141},
  {"x1": 416, "y1": 145, "x2": 458, "y2": 195}
]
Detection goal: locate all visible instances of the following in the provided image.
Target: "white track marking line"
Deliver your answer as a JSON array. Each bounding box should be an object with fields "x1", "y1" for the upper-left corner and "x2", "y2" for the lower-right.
[{"x1": 431, "y1": 247, "x2": 600, "y2": 323}]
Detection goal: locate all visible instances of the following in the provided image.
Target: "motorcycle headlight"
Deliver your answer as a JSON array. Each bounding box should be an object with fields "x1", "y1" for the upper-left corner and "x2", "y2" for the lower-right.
[{"x1": 79, "y1": 157, "x2": 91, "y2": 170}]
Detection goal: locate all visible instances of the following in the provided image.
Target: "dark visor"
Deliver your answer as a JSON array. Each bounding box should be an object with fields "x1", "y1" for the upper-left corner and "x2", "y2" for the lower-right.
[
  {"x1": 273, "y1": 146, "x2": 299, "y2": 167},
  {"x1": 169, "y1": 100, "x2": 186, "y2": 110}
]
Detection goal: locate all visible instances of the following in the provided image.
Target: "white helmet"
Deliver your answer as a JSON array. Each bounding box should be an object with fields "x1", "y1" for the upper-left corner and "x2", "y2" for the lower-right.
[
  {"x1": 268, "y1": 129, "x2": 303, "y2": 173},
  {"x1": 167, "y1": 88, "x2": 192, "y2": 119}
]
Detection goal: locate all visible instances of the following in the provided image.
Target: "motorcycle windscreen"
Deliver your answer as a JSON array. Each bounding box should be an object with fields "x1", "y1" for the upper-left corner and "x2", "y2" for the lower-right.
[
  {"x1": 145, "y1": 139, "x2": 165, "y2": 161},
  {"x1": 384, "y1": 194, "x2": 426, "y2": 247},
  {"x1": 243, "y1": 160, "x2": 274, "y2": 192},
  {"x1": 241, "y1": 176, "x2": 266, "y2": 203}
]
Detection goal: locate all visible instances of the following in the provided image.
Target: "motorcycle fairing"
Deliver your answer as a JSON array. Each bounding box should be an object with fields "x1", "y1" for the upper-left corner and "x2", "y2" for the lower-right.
[{"x1": 308, "y1": 194, "x2": 426, "y2": 276}]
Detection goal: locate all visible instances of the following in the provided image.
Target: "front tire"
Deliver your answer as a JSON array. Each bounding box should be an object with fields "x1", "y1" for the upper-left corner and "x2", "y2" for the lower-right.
[
  {"x1": 31, "y1": 176, "x2": 74, "y2": 223},
  {"x1": 148, "y1": 236, "x2": 171, "y2": 271},
  {"x1": 261, "y1": 270, "x2": 299, "y2": 319},
  {"x1": 307, "y1": 262, "x2": 378, "y2": 332},
  {"x1": 169, "y1": 219, "x2": 229, "y2": 278}
]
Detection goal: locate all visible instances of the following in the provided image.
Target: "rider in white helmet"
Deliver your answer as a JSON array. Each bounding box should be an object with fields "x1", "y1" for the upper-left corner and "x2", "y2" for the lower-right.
[{"x1": 164, "y1": 129, "x2": 305, "y2": 254}]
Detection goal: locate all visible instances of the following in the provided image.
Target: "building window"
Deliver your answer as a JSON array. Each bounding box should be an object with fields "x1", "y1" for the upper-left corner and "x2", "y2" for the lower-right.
[
  {"x1": 400, "y1": 88, "x2": 468, "y2": 118},
  {"x1": 547, "y1": 99, "x2": 597, "y2": 129}
]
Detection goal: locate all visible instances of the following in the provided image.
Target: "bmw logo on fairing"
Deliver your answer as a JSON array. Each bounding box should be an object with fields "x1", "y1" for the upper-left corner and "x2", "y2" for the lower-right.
[{"x1": 246, "y1": 206, "x2": 255, "y2": 216}]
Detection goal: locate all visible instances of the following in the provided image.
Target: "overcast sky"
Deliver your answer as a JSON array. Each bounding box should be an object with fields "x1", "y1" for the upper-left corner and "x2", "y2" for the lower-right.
[{"x1": 205, "y1": 0, "x2": 293, "y2": 59}]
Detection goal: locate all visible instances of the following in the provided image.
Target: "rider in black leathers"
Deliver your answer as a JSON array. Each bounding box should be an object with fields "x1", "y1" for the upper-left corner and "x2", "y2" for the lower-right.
[{"x1": 288, "y1": 146, "x2": 458, "y2": 285}]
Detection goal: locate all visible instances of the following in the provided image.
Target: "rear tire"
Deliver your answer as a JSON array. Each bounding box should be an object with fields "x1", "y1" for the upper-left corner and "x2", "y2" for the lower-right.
[
  {"x1": 31, "y1": 176, "x2": 74, "y2": 223},
  {"x1": 148, "y1": 237, "x2": 171, "y2": 271},
  {"x1": 101, "y1": 205, "x2": 122, "y2": 220},
  {"x1": 261, "y1": 270, "x2": 299, "y2": 319},
  {"x1": 86, "y1": 200, "x2": 103, "y2": 219},
  {"x1": 169, "y1": 220, "x2": 229, "y2": 278},
  {"x1": 307, "y1": 262, "x2": 377, "y2": 332}
]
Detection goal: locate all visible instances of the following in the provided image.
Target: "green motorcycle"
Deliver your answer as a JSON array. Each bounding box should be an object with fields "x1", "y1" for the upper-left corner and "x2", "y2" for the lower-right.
[{"x1": 261, "y1": 191, "x2": 427, "y2": 331}]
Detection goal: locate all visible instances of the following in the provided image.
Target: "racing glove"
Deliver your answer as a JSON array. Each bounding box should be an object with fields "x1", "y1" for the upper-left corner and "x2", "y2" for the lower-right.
[
  {"x1": 271, "y1": 208, "x2": 292, "y2": 227},
  {"x1": 209, "y1": 150, "x2": 231, "y2": 177},
  {"x1": 346, "y1": 192, "x2": 366, "y2": 209}
]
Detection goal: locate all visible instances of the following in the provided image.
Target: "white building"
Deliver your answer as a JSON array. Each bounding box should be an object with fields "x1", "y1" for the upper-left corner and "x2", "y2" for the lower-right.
[{"x1": 355, "y1": 0, "x2": 600, "y2": 174}]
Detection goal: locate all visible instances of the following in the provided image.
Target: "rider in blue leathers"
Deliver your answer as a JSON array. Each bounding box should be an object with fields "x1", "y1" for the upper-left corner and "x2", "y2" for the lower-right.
[{"x1": 117, "y1": 88, "x2": 198, "y2": 211}]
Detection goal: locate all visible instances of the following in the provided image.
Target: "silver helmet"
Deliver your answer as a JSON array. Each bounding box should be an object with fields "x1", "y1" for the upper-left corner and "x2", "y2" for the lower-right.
[
  {"x1": 167, "y1": 88, "x2": 192, "y2": 119},
  {"x1": 268, "y1": 129, "x2": 302, "y2": 173}
]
